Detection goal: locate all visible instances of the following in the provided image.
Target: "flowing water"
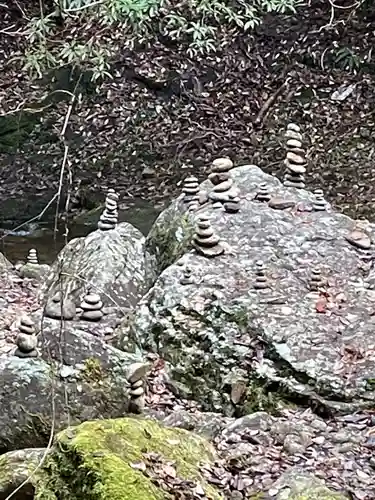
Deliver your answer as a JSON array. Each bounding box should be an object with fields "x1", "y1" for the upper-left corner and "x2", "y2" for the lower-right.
[{"x1": 0, "y1": 198, "x2": 161, "y2": 264}]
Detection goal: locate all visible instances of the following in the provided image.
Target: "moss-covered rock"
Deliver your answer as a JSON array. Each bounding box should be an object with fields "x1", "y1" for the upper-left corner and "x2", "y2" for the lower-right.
[{"x1": 35, "y1": 417, "x2": 223, "y2": 500}]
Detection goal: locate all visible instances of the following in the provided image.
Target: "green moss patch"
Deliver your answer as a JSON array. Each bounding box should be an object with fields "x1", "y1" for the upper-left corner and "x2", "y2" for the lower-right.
[{"x1": 35, "y1": 417, "x2": 222, "y2": 500}]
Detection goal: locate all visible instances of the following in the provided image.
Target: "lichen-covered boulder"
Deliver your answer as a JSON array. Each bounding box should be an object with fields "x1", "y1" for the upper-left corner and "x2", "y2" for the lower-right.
[
  {"x1": 268, "y1": 469, "x2": 348, "y2": 499},
  {"x1": 0, "y1": 335, "x2": 143, "y2": 452},
  {"x1": 116, "y1": 165, "x2": 375, "y2": 415},
  {"x1": 18, "y1": 262, "x2": 50, "y2": 281},
  {"x1": 40, "y1": 222, "x2": 147, "y2": 309},
  {"x1": 35, "y1": 417, "x2": 222, "y2": 499}
]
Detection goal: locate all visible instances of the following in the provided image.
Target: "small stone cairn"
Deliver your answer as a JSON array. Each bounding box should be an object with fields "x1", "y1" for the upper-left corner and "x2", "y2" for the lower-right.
[
  {"x1": 283, "y1": 123, "x2": 307, "y2": 189},
  {"x1": 27, "y1": 248, "x2": 38, "y2": 265},
  {"x1": 208, "y1": 158, "x2": 234, "y2": 206},
  {"x1": 309, "y1": 266, "x2": 325, "y2": 291},
  {"x1": 98, "y1": 189, "x2": 119, "y2": 231},
  {"x1": 182, "y1": 176, "x2": 200, "y2": 211},
  {"x1": 255, "y1": 182, "x2": 271, "y2": 202},
  {"x1": 80, "y1": 292, "x2": 103, "y2": 321},
  {"x1": 180, "y1": 266, "x2": 194, "y2": 285},
  {"x1": 192, "y1": 215, "x2": 224, "y2": 257},
  {"x1": 253, "y1": 260, "x2": 269, "y2": 290},
  {"x1": 14, "y1": 316, "x2": 38, "y2": 358},
  {"x1": 224, "y1": 193, "x2": 240, "y2": 213},
  {"x1": 312, "y1": 189, "x2": 328, "y2": 211},
  {"x1": 44, "y1": 292, "x2": 76, "y2": 320},
  {"x1": 127, "y1": 362, "x2": 150, "y2": 413}
]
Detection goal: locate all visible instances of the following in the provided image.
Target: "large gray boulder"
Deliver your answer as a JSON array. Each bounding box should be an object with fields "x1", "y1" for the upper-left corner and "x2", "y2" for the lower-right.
[
  {"x1": 0, "y1": 322, "x2": 144, "y2": 452},
  {"x1": 40, "y1": 222, "x2": 147, "y2": 309},
  {"x1": 116, "y1": 165, "x2": 375, "y2": 415}
]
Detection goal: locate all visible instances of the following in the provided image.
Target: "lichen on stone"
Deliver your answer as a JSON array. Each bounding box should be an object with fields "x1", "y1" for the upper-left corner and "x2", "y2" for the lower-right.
[{"x1": 35, "y1": 417, "x2": 223, "y2": 500}]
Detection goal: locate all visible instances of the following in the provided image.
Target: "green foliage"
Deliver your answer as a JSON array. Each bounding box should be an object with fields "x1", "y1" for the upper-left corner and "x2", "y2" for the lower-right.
[{"x1": 21, "y1": 0, "x2": 302, "y2": 80}]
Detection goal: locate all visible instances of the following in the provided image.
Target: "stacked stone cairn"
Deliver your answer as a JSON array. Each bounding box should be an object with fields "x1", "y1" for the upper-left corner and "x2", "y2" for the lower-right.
[
  {"x1": 208, "y1": 158, "x2": 235, "y2": 207},
  {"x1": 283, "y1": 123, "x2": 307, "y2": 189},
  {"x1": 255, "y1": 182, "x2": 271, "y2": 202},
  {"x1": 44, "y1": 292, "x2": 76, "y2": 320},
  {"x1": 98, "y1": 188, "x2": 119, "y2": 230},
  {"x1": 80, "y1": 292, "x2": 103, "y2": 321},
  {"x1": 27, "y1": 248, "x2": 38, "y2": 265},
  {"x1": 224, "y1": 193, "x2": 240, "y2": 213},
  {"x1": 182, "y1": 176, "x2": 200, "y2": 211},
  {"x1": 127, "y1": 362, "x2": 150, "y2": 413},
  {"x1": 309, "y1": 266, "x2": 325, "y2": 291},
  {"x1": 192, "y1": 215, "x2": 224, "y2": 257},
  {"x1": 180, "y1": 266, "x2": 194, "y2": 285},
  {"x1": 14, "y1": 316, "x2": 38, "y2": 358},
  {"x1": 254, "y1": 260, "x2": 269, "y2": 290},
  {"x1": 312, "y1": 189, "x2": 328, "y2": 211}
]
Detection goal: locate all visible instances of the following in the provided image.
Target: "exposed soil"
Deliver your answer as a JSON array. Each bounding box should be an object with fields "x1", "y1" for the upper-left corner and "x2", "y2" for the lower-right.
[{"x1": 0, "y1": 0, "x2": 374, "y2": 228}]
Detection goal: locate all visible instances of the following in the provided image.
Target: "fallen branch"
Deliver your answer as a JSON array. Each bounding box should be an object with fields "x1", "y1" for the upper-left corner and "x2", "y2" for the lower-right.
[{"x1": 254, "y1": 78, "x2": 290, "y2": 128}]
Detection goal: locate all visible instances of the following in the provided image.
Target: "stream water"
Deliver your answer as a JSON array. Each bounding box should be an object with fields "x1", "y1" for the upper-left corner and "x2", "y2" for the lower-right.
[{"x1": 0, "y1": 198, "x2": 161, "y2": 264}]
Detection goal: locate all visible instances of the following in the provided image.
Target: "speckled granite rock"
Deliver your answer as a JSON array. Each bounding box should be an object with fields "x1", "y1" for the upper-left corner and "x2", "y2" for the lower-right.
[
  {"x1": 0, "y1": 252, "x2": 12, "y2": 273},
  {"x1": 115, "y1": 165, "x2": 375, "y2": 415},
  {"x1": 39, "y1": 222, "x2": 148, "y2": 309}
]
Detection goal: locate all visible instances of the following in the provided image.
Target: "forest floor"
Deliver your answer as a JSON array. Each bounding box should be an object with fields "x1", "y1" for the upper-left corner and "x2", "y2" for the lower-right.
[{"x1": 0, "y1": 0, "x2": 374, "y2": 226}]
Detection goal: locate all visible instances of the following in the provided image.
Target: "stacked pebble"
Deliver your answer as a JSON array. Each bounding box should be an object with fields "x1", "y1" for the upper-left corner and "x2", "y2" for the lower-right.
[
  {"x1": 98, "y1": 189, "x2": 119, "y2": 230},
  {"x1": 255, "y1": 182, "x2": 271, "y2": 202},
  {"x1": 312, "y1": 189, "x2": 328, "y2": 211},
  {"x1": 127, "y1": 362, "x2": 150, "y2": 413},
  {"x1": 44, "y1": 292, "x2": 76, "y2": 320},
  {"x1": 14, "y1": 316, "x2": 38, "y2": 358},
  {"x1": 309, "y1": 267, "x2": 325, "y2": 291},
  {"x1": 27, "y1": 248, "x2": 38, "y2": 264},
  {"x1": 180, "y1": 266, "x2": 194, "y2": 285},
  {"x1": 80, "y1": 292, "x2": 103, "y2": 321},
  {"x1": 182, "y1": 176, "x2": 200, "y2": 211},
  {"x1": 283, "y1": 124, "x2": 307, "y2": 189},
  {"x1": 208, "y1": 158, "x2": 234, "y2": 205},
  {"x1": 224, "y1": 194, "x2": 240, "y2": 213},
  {"x1": 192, "y1": 215, "x2": 224, "y2": 257},
  {"x1": 254, "y1": 260, "x2": 269, "y2": 290}
]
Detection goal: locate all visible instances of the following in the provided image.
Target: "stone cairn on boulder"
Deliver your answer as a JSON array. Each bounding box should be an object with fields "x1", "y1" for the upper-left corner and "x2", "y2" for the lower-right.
[
  {"x1": 208, "y1": 158, "x2": 234, "y2": 207},
  {"x1": 182, "y1": 176, "x2": 200, "y2": 211},
  {"x1": 253, "y1": 260, "x2": 269, "y2": 290},
  {"x1": 27, "y1": 248, "x2": 38, "y2": 265},
  {"x1": 127, "y1": 362, "x2": 150, "y2": 413},
  {"x1": 14, "y1": 316, "x2": 38, "y2": 358},
  {"x1": 98, "y1": 188, "x2": 119, "y2": 230},
  {"x1": 312, "y1": 188, "x2": 328, "y2": 211},
  {"x1": 44, "y1": 292, "x2": 76, "y2": 320},
  {"x1": 224, "y1": 193, "x2": 240, "y2": 213},
  {"x1": 283, "y1": 123, "x2": 307, "y2": 189},
  {"x1": 255, "y1": 182, "x2": 271, "y2": 202},
  {"x1": 80, "y1": 291, "x2": 103, "y2": 321},
  {"x1": 309, "y1": 266, "x2": 325, "y2": 291},
  {"x1": 192, "y1": 215, "x2": 224, "y2": 257},
  {"x1": 180, "y1": 265, "x2": 194, "y2": 285}
]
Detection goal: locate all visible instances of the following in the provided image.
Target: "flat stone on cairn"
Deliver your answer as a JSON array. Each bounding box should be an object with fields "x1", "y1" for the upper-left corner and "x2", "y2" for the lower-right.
[
  {"x1": 14, "y1": 316, "x2": 38, "y2": 358},
  {"x1": 309, "y1": 266, "x2": 325, "y2": 291},
  {"x1": 283, "y1": 123, "x2": 307, "y2": 189},
  {"x1": 27, "y1": 248, "x2": 38, "y2": 265},
  {"x1": 253, "y1": 260, "x2": 269, "y2": 290},
  {"x1": 208, "y1": 157, "x2": 234, "y2": 204},
  {"x1": 255, "y1": 182, "x2": 271, "y2": 202},
  {"x1": 80, "y1": 292, "x2": 104, "y2": 321},
  {"x1": 192, "y1": 215, "x2": 224, "y2": 257},
  {"x1": 44, "y1": 292, "x2": 76, "y2": 320},
  {"x1": 98, "y1": 188, "x2": 119, "y2": 231},
  {"x1": 312, "y1": 189, "x2": 328, "y2": 211}
]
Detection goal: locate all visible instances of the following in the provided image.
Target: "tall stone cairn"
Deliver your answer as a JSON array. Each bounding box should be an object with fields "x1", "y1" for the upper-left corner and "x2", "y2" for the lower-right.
[
  {"x1": 127, "y1": 362, "x2": 150, "y2": 413},
  {"x1": 182, "y1": 176, "x2": 200, "y2": 212},
  {"x1": 27, "y1": 248, "x2": 38, "y2": 265},
  {"x1": 14, "y1": 316, "x2": 38, "y2": 358},
  {"x1": 208, "y1": 158, "x2": 234, "y2": 206},
  {"x1": 98, "y1": 189, "x2": 119, "y2": 231},
  {"x1": 192, "y1": 215, "x2": 224, "y2": 257},
  {"x1": 283, "y1": 123, "x2": 307, "y2": 189}
]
